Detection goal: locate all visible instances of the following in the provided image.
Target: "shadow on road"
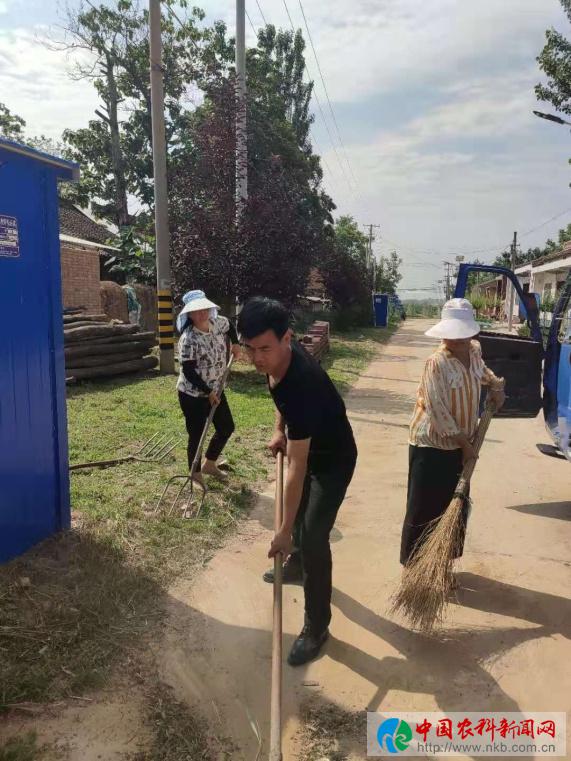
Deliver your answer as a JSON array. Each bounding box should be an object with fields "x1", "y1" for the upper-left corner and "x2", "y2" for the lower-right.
[{"x1": 505, "y1": 501, "x2": 571, "y2": 522}]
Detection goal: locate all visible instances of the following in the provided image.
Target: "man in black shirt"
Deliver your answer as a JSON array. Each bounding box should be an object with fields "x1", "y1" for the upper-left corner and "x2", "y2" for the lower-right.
[{"x1": 238, "y1": 297, "x2": 357, "y2": 666}]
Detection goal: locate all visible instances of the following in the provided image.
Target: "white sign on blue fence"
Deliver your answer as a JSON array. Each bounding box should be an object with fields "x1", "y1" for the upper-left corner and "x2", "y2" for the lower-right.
[{"x1": 0, "y1": 215, "x2": 19, "y2": 258}]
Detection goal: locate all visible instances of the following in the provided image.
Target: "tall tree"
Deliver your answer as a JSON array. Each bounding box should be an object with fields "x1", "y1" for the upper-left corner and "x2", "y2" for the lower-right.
[
  {"x1": 51, "y1": 0, "x2": 212, "y2": 225},
  {"x1": 170, "y1": 25, "x2": 335, "y2": 308},
  {"x1": 250, "y1": 27, "x2": 313, "y2": 149},
  {"x1": 375, "y1": 251, "x2": 402, "y2": 295},
  {"x1": 536, "y1": 1, "x2": 571, "y2": 115},
  {"x1": 320, "y1": 216, "x2": 370, "y2": 311}
]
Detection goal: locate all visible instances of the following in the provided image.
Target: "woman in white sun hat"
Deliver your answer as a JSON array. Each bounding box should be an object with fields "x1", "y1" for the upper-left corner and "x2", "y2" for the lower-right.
[
  {"x1": 176, "y1": 290, "x2": 240, "y2": 485},
  {"x1": 400, "y1": 298, "x2": 506, "y2": 568}
]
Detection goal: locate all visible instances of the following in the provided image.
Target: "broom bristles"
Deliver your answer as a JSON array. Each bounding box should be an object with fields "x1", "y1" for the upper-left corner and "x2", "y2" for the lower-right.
[{"x1": 391, "y1": 495, "x2": 467, "y2": 631}]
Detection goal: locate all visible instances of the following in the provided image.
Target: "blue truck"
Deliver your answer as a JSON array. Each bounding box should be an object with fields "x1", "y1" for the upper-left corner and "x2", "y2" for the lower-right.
[{"x1": 455, "y1": 264, "x2": 571, "y2": 462}]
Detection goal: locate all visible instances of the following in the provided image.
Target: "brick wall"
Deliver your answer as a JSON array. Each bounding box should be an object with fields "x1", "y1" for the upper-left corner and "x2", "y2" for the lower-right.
[{"x1": 60, "y1": 244, "x2": 102, "y2": 314}]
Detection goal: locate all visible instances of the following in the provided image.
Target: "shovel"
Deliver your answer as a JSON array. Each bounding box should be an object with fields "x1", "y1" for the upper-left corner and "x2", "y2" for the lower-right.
[{"x1": 269, "y1": 451, "x2": 284, "y2": 761}]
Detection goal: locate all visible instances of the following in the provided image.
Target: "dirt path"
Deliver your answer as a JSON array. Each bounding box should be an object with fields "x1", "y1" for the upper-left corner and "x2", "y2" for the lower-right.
[{"x1": 161, "y1": 320, "x2": 571, "y2": 760}]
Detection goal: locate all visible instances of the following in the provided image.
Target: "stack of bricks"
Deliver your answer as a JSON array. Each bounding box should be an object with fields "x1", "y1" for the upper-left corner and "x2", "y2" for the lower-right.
[{"x1": 300, "y1": 320, "x2": 330, "y2": 361}]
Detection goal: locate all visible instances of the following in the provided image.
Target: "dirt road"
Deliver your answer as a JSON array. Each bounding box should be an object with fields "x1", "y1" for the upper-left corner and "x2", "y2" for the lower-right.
[{"x1": 161, "y1": 320, "x2": 571, "y2": 760}]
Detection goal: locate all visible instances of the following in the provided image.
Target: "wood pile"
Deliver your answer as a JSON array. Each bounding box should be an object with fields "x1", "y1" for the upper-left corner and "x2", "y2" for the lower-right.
[
  {"x1": 300, "y1": 320, "x2": 330, "y2": 361},
  {"x1": 63, "y1": 311, "x2": 158, "y2": 382}
]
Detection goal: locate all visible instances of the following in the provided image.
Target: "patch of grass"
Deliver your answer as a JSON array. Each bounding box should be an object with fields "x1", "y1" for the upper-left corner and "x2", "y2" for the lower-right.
[
  {"x1": 0, "y1": 325, "x2": 394, "y2": 720},
  {"x1": 0, "y1": 733, "x2": 38, "y2": 761},
  {"x1": 324, "y1": 325, "x2": 396, "y2": 394},
  {"x1": 298, "y1": 700, "x2": 364, "y2": 761},
  {"x1": 133, "y1": 682, "x2": 236, "y2": 761}
]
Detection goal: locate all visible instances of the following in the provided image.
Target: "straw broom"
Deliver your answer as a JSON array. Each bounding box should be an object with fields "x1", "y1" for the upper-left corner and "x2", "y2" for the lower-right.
[{"x1": 391, "y1": 396, "x2": 498, "y2": 632}]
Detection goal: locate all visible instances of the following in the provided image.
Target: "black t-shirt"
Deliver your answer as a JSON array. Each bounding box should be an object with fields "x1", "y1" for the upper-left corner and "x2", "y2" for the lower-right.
[{"x1": 269, "y1": 342, "x2": 357, "y2": 471}]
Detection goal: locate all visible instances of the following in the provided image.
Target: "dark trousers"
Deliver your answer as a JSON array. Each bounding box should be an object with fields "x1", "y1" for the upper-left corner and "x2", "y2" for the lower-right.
[
  {"x1": 400, "y1": 445, "x2": 470, "y2": 565},
  {"x1": 178, "y1": 391, "x2": 235, "y2": 472},
  {"x1": 290, "y1": 455, "x2": 356, "y2": 635}
]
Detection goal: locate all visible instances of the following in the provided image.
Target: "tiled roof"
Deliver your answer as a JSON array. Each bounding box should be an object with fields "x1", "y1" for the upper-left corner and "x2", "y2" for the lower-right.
[
  {"x1": 58, "y1": 199, "x2": 116, "y2": 246},
  {"x1": 530, "y1": 241, "x2": 571, "y2": 268}
]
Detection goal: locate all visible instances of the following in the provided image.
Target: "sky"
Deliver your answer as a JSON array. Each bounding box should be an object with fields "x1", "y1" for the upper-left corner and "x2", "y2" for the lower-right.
[{"x1": 1, "y1": 0, "x2": 571, "y2": 297}]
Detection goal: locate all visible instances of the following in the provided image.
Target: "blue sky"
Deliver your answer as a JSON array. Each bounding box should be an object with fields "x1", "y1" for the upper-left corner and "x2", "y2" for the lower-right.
[{"x1": 1, "y1": 0, "x2": 571, "y2": 296}]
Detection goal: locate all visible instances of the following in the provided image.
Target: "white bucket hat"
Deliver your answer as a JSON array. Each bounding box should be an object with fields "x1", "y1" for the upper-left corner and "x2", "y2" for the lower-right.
[
  {"x1": 176, "y1": 289, "x2": 219, "y2": 333},
  {"x1": 425, "y1": 298, "x2": 480, "y2": 340}
]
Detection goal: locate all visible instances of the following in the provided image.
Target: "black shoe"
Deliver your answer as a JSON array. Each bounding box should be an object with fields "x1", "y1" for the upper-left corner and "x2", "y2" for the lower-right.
[
  {"x1": 287, "y1": 625, "x2": 329, "y2": 667},
  {"x1": 263, "y1": 555, "x2": 303, "y2": 585}
]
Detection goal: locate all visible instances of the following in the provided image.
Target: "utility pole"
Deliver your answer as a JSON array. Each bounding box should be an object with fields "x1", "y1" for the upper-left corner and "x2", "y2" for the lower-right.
[
  {"x1": 443, "y1": 261, "x2": 454, "y2": 300},
  {"x1": 507, "y1": 231, "x2": 518, "y2": 333},
  {"x1": 233, "y1": 0, "x2": 247, "y2": 317},
  {"x1": 364, "y1": 224, "x2": 380, "y2": 292},
  {"x1": 149, "y1": 0, "x2": 174, "y2": 373},
  {"x1": 235, "y1": 0, "x2": 247, "y2": 220}
]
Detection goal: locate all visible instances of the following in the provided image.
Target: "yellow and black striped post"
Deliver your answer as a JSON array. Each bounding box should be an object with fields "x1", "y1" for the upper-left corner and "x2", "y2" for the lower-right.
[{"x1": 157, "y1": 289, "x2": 175, "y2": 373}]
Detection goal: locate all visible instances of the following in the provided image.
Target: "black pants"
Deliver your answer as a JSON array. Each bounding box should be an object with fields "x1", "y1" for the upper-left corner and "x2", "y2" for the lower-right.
[
  {"x1": 400, "y1": 445, "x2": 469, "y2": 565},
  {"x1": 178, "y1": 391, "x2": 235, "y2": 472},
  {"x1": 290, "y1": 455, "x2": 356, "y2": 635}
]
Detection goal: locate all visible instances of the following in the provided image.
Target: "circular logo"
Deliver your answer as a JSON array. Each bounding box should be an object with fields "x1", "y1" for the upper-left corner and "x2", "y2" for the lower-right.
[{"x1": 377, "y1": 718, "x2": 413, "y2": 754}]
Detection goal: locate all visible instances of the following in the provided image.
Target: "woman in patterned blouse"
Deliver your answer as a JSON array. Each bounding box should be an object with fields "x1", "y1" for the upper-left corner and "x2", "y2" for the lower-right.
[
  {"x1": 400, "y1": 299, "x2": 505, "y2": 567},
  {"x1": 176, "y1": 290, "x2": 240, "y2": 487}
]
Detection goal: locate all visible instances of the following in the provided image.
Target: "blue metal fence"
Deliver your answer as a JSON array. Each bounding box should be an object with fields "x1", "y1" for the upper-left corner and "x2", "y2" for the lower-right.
[{"x1": 0, "y1": 139, "x2": 79, "y2": 562}]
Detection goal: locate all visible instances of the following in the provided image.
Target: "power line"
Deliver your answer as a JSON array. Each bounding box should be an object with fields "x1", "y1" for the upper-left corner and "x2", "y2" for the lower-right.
[
  {"x1": 519, "y1": 206, "x2": 571, "y2": 240},
  {"x1": 245, "y1": 9, "x2": 257, "y2": 36},
  {"x1": 282, "y1": 0, "x2": 296, "y2": 28},
  {"x1": 165, "y1": 4, "x2": 201, "y2": 54},
  {"x1": 378, "y1": 204, "x2": 571, "y2": 263},
  {"x1": 255, "y1": 0, "x2": 268, "y2": 26},
  {"x1": 280, "y1": 0, "x2": 352, "y2": 196},
  {"x1": 445, "y1": 207, "x2": 571, "y2": 260},
  {"x1": 297, "y1": 0, "x2": 359, "y2": 190}
]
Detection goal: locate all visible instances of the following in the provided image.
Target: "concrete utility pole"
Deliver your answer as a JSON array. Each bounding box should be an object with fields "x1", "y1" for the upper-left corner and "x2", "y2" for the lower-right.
[
  {"x1": 235, "y1": 0, "x2": 248, "y2": 220},
  {"x1": 364, "y1": 224, "x2": 381, "y2": 291},
  {"x1": 149, "y1": 0, "x2": 175, "y2": 373},
  {"x1": 508, "y1": 231, "x2": 518, "y2": 333}
]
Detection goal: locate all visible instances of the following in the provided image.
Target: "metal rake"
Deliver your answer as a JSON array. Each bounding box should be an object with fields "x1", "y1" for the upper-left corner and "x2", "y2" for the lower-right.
[
  {"x1": 156, "y1": 356, "x2": 235, "y2": 519},
  {"x1": 69, "y1": 432, "x2": 181, "y2": 471}
]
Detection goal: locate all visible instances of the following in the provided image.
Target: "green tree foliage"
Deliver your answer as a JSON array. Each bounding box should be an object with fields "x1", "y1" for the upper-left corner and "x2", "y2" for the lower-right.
[
  {"x1": 492, "y1": 223, "x2": 571, "y2": 268},
  {"x1": 536, "y1": 0, "x2": 571, "y2": 115},
  {"x1": 320, "y1": 216, "x2": 370, "y2": 317},
  {"x1": 536, "y1": 1, "x2": 571, "y2": 186},
  {"x1": 53, "y1": 0, "x2": 212, "y2": 225},
  {"x1": 375, "y1": 250, "x2": 402, "y2": 295},
  {"x1": 0, "y1": 102, "x2": 26, "y2": 140},
  {"x1": 104, "y1": 226, "x2": 156, "y2": 285}
]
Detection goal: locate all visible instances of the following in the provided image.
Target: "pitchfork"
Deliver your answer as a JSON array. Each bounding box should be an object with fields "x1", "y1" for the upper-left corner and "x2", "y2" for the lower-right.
[
  {"x1": 155, "y1": 356, "x2": 235, "y2": 519},
  {"x1": 69, "y1": 432, "x2": 181, "y2": 471}
]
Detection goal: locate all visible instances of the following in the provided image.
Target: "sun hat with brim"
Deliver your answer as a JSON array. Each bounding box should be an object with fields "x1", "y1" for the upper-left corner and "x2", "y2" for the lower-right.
[
  {"x1": 176, "y1": 290, "x2": 219, "y2": 333},
  {"x1": 425, "y1": 298, "x2": 480, "y2": 340}
]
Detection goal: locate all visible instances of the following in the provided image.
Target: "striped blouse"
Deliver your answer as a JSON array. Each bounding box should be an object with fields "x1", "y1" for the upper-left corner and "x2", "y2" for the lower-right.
[{"x1": 409, "y1": 341, "x2": 502, "y2": 450}]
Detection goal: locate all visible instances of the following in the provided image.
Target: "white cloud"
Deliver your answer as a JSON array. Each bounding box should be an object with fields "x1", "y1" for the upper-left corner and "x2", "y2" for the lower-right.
[
  {"x1": 319, "y1": 65, "x2": 571, "y2": 289},
  {"x1": 255, "y1": 0, "x2": 567, "y2": 104},
  {"x1": 0, "y1": 27, "x2": 100, "y2": 138}
]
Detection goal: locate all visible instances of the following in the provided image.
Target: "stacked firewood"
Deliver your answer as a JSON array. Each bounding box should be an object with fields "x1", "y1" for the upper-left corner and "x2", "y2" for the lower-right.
[
  {"x1": 300, "y1": 320, "x2": 330, "y2": 361},
  {"x1": 63, "y1": 310, "x2": 158, "y2": 382}
]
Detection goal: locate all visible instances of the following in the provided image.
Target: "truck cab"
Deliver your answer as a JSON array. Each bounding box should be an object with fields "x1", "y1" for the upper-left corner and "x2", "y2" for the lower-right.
[{"x1": 454, "y1": 264, "x2": 571, "y2": 462}]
